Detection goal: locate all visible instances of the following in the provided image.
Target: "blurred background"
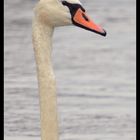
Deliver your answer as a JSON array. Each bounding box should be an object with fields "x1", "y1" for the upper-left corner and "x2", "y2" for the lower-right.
[{"x1": 4, "y1": 0, "x2": 136, "y2": 140}]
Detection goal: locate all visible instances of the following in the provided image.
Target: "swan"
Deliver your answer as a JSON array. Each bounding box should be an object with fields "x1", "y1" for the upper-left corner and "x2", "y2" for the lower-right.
[{"x1": 32, "y1": 0, "x2": 106, "y2": 140}]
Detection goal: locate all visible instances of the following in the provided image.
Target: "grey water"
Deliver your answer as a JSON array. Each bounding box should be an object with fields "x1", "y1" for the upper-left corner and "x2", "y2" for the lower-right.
[{"x1": 4, "y1": 0, "x2": 136, "y2": 140}]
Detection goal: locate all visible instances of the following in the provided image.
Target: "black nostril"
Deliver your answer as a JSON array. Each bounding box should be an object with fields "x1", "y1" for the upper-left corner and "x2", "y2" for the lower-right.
[{"x1": 82, "y1": 13, "x2": 89, "y2": 21}]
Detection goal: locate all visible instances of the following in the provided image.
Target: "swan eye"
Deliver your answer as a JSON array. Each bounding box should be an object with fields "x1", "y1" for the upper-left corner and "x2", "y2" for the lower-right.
[
  {"x1": 61, "y1": 0, "x2": 86, "y2": 18},
  {"x1": 62, "y1": 1, "x2": 67, "y2": 6},
  {"x1": 61, "y1": 1, "x2": 85, "y2": 12}
]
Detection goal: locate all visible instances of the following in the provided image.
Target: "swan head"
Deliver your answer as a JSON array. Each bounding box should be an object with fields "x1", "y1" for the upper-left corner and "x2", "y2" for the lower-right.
[{"x1": 34, "y1": 0, "x2": 106, "y2": 36}]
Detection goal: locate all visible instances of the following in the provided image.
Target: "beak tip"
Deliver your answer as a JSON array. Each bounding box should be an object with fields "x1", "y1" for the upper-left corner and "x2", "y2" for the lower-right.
[{"x1": 101, "y1": 29, "x2": 107, "y2": 37}]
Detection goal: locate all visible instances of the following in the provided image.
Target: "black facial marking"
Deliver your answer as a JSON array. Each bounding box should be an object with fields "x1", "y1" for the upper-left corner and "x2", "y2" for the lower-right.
[{"x1": 62, "y1": 1, "x2": 85, "y2": 17}]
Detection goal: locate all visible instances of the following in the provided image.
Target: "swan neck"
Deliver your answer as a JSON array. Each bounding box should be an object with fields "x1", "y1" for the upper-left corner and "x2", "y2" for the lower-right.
[
  {"x1": 32, "y1": 18, "x2": 59, "y2": 140},
  {"x1": 32, "y1": 18, "x2": 54, "y2": 50}
]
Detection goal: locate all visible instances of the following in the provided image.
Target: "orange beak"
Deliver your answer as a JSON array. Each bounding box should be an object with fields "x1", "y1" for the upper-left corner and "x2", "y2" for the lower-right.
[{"x1": 72, "y1": 8, "x2": 106, "y2": 36}]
